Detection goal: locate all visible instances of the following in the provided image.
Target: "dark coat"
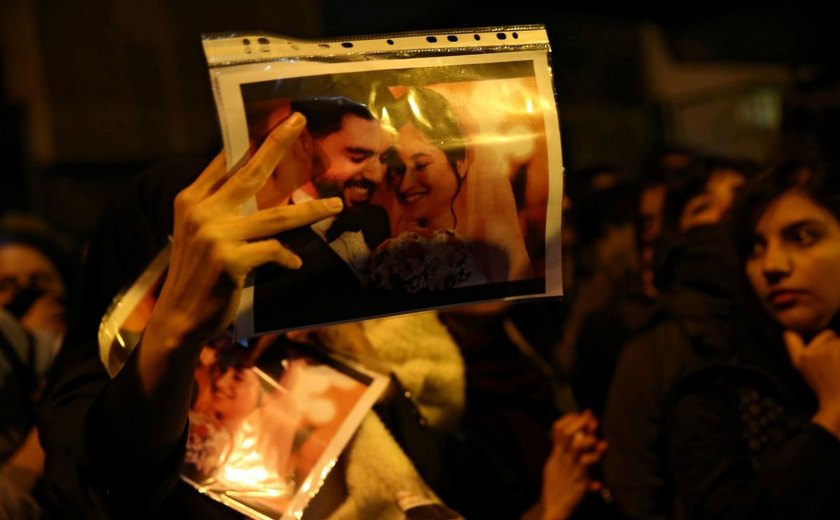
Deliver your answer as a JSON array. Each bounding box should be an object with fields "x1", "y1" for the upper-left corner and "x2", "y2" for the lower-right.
[
  {"x1": 663, "y1": 251, "x2": 840, "y2": 519},
  {"x1": 603, "y1": 224, "x2": 743, "y2": 520}
]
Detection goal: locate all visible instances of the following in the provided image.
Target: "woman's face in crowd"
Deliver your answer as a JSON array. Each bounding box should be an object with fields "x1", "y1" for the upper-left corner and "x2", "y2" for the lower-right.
[
  {"x1": 392, "y1": 121, "x2": 462, "y2": 230},
  {"x1": 746, "y1": 190, "x2": 840, "y2": 334},
  {"x1": 679, "y1": 169, "x2": 745, "y2": 231},
  {"x1": 0, "y1": 243, "x2": 66, "y2": 307},
  {"x1": 0, "y1": 243, "x2": 67, "y2": 336}
]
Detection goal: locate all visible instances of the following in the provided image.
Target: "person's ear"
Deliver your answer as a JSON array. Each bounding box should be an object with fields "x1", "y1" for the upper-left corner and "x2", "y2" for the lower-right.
[{"x1": 295, "y1": 128, "x2": 314, "y2": 157}]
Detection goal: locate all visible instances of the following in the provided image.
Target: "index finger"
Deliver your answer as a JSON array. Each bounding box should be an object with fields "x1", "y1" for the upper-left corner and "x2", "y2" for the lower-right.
[{"x1": 212, "y1": 113, "x2": 307, "y2": 207}]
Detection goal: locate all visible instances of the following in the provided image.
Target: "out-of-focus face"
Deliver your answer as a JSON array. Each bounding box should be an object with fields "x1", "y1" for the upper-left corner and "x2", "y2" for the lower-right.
[
  {"x1": 0, "y1": 243, "x2": 65, "y2": 307},
  {"x1": 0, "y1": 243, "x2": 67, "y2": 336},
  {"x1": 746, "y1": 190, "x2": 840, "y2": 334},
  {"x1": 392, "y1": 121, "x2": 463, "y2": 231},
  {"x1": 679, "y1": 168, "x2": 746, "y2": 231},
  {"x1": 637, "y1": 183, "x2": 667, "y2": 297},
  {"x1": 311, "y1": 113, "x2": 393, "y2": 208},
  {"x1": 638, "y1": 184, "x2": 667, "y2": 248}
]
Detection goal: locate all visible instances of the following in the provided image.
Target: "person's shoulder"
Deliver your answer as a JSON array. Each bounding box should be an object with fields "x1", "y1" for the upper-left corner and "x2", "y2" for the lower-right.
[{"x1": 619, "y1": 316, "x2": 689, "y2": 367}]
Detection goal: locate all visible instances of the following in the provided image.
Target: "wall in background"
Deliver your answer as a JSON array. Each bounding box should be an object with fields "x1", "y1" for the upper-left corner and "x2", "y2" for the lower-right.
[{"x1": 1, "y1": 1, "x2": 837, "y2": 240}]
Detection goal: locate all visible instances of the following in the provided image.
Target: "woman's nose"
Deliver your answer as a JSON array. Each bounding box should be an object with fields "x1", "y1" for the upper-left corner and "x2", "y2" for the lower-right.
[{"x1": 762, "y1": 243, "x2": 791, "y2": 282}]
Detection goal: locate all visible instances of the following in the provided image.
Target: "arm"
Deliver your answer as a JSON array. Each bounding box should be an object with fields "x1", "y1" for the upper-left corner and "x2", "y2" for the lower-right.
[
  {"x1": 666, "y1": 373, "x2": 840, "y2": 520},
  {"x1": 105, "y1": 114, "x2": 332, "y2": 461},
  {"x1": 603, "y1": 333, "x2": 673, "y2": 520},
  {"x1": 39, "y1": 113, "x2": 343, "y2": 517},
  {"x1": 1, "y1": 427, "x2": 44, "y2": 493}
]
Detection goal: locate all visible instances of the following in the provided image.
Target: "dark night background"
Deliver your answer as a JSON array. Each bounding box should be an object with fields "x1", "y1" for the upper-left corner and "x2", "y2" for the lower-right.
[{"x1": 2, "y1": 1, "x2": 837, "y2": 242}]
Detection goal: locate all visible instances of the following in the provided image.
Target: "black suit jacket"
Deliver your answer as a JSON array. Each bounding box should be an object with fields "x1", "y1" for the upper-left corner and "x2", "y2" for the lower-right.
[{"x1": 253, "y1": 224, "x2": 367, "y2": 331}]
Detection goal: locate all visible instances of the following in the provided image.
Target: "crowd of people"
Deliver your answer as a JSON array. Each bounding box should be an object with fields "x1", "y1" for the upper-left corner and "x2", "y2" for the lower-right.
[{"x1": 1, "y1": 76, "x2": 839, "y2": 520}]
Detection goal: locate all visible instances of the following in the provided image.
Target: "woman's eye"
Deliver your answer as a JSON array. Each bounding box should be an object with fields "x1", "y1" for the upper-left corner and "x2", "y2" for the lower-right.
[
  {"x1": 684, "y1": 196, "x2": 711, "y2": 217},
  {"x1": 748, "y1": 241, "x2": 765, "y2": 258},
  {"x1": 786, "y1": 224, "x2": 821, "y2": 246},
  {"x1": 413, "y1": 161, "x2": 429, "y2": 172},
  {"x1": 794, "y1": 228, "x2": 819, "y2": 245},
  {"x1": 689, "y1": 202, "x2": 711, "y2": 217}
]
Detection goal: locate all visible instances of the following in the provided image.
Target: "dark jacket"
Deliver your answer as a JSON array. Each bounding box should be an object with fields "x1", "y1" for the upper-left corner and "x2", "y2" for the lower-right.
[
  {"x1": 38, "y1": 158, "x2": 240, "y2": 519},
  {"x1": 664, "y1": 340, "x2": 840, "y2": 520},
  {"x1": 603, "y1": 224, "x2": 742, "y2": 520},
  {"x1": 663, "y1": 262, "x2": 840, "y2": 520}
]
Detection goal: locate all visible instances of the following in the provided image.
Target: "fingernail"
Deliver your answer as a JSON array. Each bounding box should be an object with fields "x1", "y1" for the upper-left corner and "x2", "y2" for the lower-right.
[
  {"x1": 290, "y1": 255, "x2": 303, "y2": 269},
  {"x1": 285, "y1": 112, "x2": 306, "y2": 129},
  {"x1": 326, "y1": 197, "x2": 343, "y2": 211}
]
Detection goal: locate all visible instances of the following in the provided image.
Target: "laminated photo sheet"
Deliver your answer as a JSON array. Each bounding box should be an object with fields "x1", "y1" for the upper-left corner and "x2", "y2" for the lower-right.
[
  {"x1": 98, "y1": 243, "x2": 171, "y2": 377},
  {"x1": 97, "y1": 247, "x2": 390, "y2": 520},
  {"x1": 202, "y1": 26, "x2": 565, "y2": 337},
  {"x1": 184, "y1": 338, "x2": 388, "y2": 520}
]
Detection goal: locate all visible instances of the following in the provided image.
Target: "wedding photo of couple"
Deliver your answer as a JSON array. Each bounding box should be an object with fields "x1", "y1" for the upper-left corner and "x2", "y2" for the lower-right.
[{"x1": 237, "y1": 62, "x2": 561, "y2": 334}]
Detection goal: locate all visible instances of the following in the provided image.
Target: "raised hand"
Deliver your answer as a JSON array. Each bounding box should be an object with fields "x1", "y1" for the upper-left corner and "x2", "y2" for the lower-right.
[
  {"x1": 107, "y1": 113, "x2": 342, "y2": 460},
  {"x1": 785, "y1": 329, "x2": 840, "y2": 438},
  {"x1": 147, "y1": 113, "x2": 342, "y2": 358}
]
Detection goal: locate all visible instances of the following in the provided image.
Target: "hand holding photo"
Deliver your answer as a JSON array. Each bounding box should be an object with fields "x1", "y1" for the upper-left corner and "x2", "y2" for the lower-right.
[{"x1": 97, "y1": 248, "x2": 389, "y2": 520}]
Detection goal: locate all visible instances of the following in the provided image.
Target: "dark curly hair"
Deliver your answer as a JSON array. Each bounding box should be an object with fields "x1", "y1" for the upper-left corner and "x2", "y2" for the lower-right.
[{"x1": 731, "y1": 160, "x2": 840, "y2": 262}]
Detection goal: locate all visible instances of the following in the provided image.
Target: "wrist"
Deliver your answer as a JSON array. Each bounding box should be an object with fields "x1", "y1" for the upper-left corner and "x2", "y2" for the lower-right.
[
  {"x1": 540, "y1": 497, "x2": 575, "y2": 520},
  {"x1": 542, "y1": 506, "x2": 572, "y2": 520},
  {"x1": 143, "y1": 308, "x2": 207, "y2": 362},
  {"x1": 813, "y1": 406, "x2": 840, "y2": 439}
]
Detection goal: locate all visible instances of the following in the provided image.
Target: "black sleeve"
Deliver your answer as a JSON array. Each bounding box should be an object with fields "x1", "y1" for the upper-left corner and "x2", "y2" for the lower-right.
[
  {"x1": 37, "y1": 159, "x2": 204, "y2": 519},
  {"x1": 665, "y1": 376, "x2": 840, "y2": 520},
  {"x1": 603, "y1": 327, "x2": 680, "y2": 520}
]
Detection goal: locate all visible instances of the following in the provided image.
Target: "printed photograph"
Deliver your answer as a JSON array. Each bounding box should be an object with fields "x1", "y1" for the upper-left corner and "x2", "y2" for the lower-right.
[
  {"x1": 212, "y1": 53, "x2": 564, "y2": 336},
  {"x1": 183, "y1": 334, "x2": 385, "y2": 519}
]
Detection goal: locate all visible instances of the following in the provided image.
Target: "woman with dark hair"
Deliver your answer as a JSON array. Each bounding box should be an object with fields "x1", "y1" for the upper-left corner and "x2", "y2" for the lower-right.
[
  {"x1": 382, "y1": 87, "x2": 468, "y2": 233},
  {"x1": 372, "y1": 86, "x2": 533, "y2": 286},
  {"x1": 664, "y1": 161, "x2": 840, "y2": 519}
]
